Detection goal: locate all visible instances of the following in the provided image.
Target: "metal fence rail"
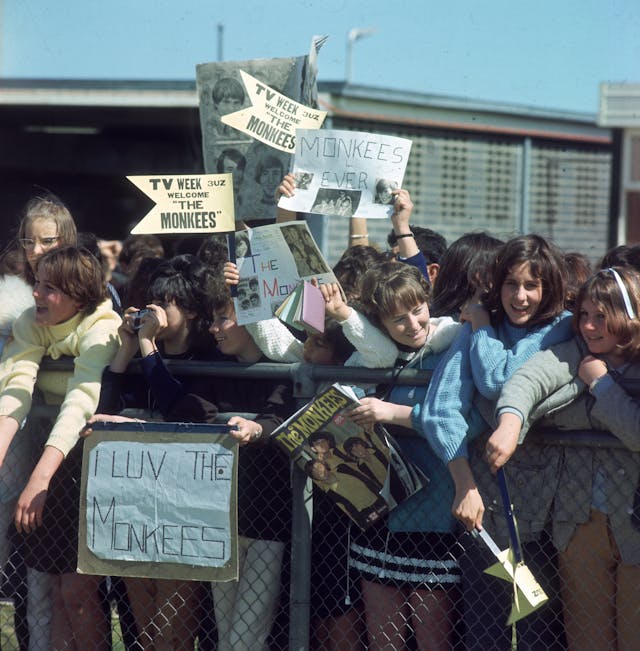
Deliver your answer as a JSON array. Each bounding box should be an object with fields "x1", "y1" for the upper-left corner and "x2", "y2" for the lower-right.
[{"x1": 2, "y1": 357, "x2": 637, "y2": 650}]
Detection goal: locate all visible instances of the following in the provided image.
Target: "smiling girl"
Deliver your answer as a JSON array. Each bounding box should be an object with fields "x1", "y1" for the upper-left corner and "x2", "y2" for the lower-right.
[
  {"x1": 96, "y1": 254, "x2": 224, "y2": 650},
  {"x1": 420, "y1": 234, "x2": 571, "y2": 530},
  {"x1": 418, "y1": 233, "x2": 573, "y2": 650},
  {"x1": 488, "y1": 267, "x2": 640, "y2": 651},
  {"x1": 17, "y1": 194, "x2": 77, "y2": 286},
  {"x1": 159, "y1": 277, "x2": 294, "y2": 651},
  {"x1": 321, "y1": 262, "x2": 461, "y2": 651},
  {"x1": 99, "y1": 268, "x2": 294, "y2": 651},
  {"x1": 0, "y1": 246, "x2": 120, "y2": 650}
]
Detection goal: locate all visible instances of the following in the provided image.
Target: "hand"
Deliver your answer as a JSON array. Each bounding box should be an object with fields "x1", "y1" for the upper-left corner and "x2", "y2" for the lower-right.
[
  {"x1": 460, "y1": 287, "x2": 490, "y2": 330},
  {"x1": 347, "y1": 398, "x2": 393, "y2": 427},
  {"x1": 447, "y1": 457, "x2": 484, "y2": 530},
  {"x1": 228, "y1": 416, "x2": 263, "y2": 446},
  {"x1": 223, "y1": 261, "x2": 240, "y2": 286},
  {"x1": 578, "y1": 355, "x2": 608, "y2": 386},
  {"x1": 14, "y1": 475, "x2": 48, "y2": 534},
  {"x1": 318, "y1": 281, "x2": 351, "y2": 322},
  {"x1": 452, "y1": 487, "x2": 485, "y2": 531},
  {"x1": 390, "y1": 189, "x2": 413, "y2": 230},
  {"x1": 97, "y1": 239, "x2": 122, "y2": 272},
  {"x1": 485, "y1": 415, "x2": 522, "y2": 473},
  {"x1": 136, "y1": 304, "x2": 166, "y2": 341},
  {"x1": 276, "y1": 173, "x2": 296, "y2": 202},
  {"x1": 82, "y1": 413, "x2": 145, "y2": 438},
  {"x1": 118, "y1": 306, "x2": 143, "y2": 348}
]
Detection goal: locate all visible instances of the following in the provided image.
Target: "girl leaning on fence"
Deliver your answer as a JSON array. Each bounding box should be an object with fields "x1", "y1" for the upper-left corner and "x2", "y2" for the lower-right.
[
  {"x1": 418, "y1": 233, "x2": 574, "y2": 650},
  {"x1": 487, "y1": 266, "x2": 640, "y2": 651},
  {"x1": 0, "y1": 246, "x2": 120, "y2": 650}
]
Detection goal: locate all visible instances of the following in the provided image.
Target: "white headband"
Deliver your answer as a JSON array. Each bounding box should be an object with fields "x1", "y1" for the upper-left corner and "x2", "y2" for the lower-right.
[{"x1": 607, "y1": 268, "x2": 636, "y2": 320}]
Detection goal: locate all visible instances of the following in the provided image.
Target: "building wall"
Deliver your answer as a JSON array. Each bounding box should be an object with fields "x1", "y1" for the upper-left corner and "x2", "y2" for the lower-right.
[
  {"x1": 323, "y1": 116, "x2": 611, "y2": 266},
  {"x1": 0, "y1": 80, "x2": 613, "y2": 265}
]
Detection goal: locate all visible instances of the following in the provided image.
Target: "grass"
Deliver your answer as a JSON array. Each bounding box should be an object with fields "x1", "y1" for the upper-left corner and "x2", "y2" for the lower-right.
[
  {"x1": 0, "y1": 600, "x2": 18, "y2": 651},
  {"x1": 0, "y1": 600, "x2": 128, "y2": 650}
]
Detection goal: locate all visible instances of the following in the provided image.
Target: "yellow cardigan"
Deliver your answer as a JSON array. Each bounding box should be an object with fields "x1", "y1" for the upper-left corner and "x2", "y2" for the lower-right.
[{"x1": 0, "y1": 299, "x2": 121, "y2": 457}]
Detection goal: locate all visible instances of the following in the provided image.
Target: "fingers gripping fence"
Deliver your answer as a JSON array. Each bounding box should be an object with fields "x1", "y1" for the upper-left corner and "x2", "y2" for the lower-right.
[{"x1": 0, "y1": 358, "x2": 637, "y2": 650}]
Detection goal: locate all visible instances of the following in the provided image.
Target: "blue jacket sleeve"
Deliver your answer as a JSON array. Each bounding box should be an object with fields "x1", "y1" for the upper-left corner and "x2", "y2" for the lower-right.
[
  {"x1": 414, "y1": 323, "x2": 476, "y2": 464},
  {"x1": 139, "y1": 351, "x2": 187, "y2": 419},
  {"x1": 96, "y1": 367, "x2": 126, "y2": 415},
  {"x1": 398, "y1": 251, "x2": 429, "y2": 283},
  {"x1": 469, "y1": 313, "x2": 573, "y2": 399}
]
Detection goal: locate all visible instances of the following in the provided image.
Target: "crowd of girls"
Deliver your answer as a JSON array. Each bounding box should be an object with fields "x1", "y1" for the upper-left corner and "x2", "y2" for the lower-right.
[{"x1": 0, "y1": 183, "x2": 637, "y2": 651}]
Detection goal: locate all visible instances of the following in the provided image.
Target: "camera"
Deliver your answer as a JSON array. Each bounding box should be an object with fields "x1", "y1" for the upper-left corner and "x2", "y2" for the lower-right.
[{"x1": 131, "y1": 309, "x2": 150, "y2": 330}]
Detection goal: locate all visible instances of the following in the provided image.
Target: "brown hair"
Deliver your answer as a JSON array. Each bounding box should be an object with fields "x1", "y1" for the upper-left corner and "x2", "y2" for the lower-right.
[
  {"x1": 119, "y1": 234, "x2": 164, "y2": 274},
  {"x1": 359, "y1": 262, "x2": 431, "y2": 329},
  {"x1": 35, "y1": 247, "x2": 108, "y2": 315},
  {"x1": 0, "y1": 241, "x2": 26, "y2": 277},
  {"x1": 573, "y1": 267, "x2": 640, "y2": 362},
  {"x1": 209, "y1": 274, "x2": 233, "y2": 315},
  {"x1": 18, "y1": 193, "x2": 77, "y2": 284},
  {"x1": 482, "y1": 234, "x2": 567, "y2": 327}
]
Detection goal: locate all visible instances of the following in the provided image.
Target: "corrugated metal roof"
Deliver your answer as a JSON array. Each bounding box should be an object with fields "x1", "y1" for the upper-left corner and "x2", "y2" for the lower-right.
[
  {"x1": 0, "y1": 78, "x2": 199, "y2": 107},
  {"x1": 0, "y1": 77, "x2": 612, "y2": 146},
  {"x1": 324, "y1": 80, "x2": 598, "y2": 124},
  {"x1": 0, "y1": 77, "x2": 604, "y2": 133}
]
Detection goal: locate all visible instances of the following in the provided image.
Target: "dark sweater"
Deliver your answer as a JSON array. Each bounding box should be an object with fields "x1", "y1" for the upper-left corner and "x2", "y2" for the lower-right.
[{"x1": 98, "y1": 351, "x2": 294, "y2": 542}]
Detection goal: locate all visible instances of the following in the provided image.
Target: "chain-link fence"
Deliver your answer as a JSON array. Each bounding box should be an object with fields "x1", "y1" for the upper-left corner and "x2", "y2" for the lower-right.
[{"x1": 0, "y1": 360, "x2": 637, "y2": 650}]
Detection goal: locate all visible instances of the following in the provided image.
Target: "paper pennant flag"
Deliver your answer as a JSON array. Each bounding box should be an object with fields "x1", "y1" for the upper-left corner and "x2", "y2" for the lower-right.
[
  {"x1": 221, "y1": 70, "x2": 326, "y2": 153},
  {"x1": 484, "y1": 547, "x2": 549, "y2": 624},
  {"x1": 476, "y1": 528, "x2": 549, "y2": 625},
  {"x1": 127, "y1": 174, "x2": 235, "y2": 235}
]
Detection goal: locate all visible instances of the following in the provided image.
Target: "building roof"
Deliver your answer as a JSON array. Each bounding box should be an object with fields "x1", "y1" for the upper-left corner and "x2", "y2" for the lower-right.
[{"x1": 0, "y1": 77, "x2": 610, "y2": 143}]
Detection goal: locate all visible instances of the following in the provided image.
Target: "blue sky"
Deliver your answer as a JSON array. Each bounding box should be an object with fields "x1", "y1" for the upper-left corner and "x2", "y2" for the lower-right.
[{"x1": 2, "y1": 0, "x2": 638, "y2": 114}]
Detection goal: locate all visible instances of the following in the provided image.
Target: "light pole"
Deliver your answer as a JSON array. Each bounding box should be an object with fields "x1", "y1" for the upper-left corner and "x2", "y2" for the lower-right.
[
  {"x1": 217, "y1": 23, "x2": 224, "y2": 61},
  {"x1": 345, "y1": 27, "x2": 375, "y2": 85}
]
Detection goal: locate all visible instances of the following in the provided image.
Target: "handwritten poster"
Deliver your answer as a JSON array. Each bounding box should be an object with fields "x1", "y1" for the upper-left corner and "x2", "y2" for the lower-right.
[
  {"x1": 128, "y1": 173, "x2": 235, "y2": 235},
  {"x1": 78, "y1": 423, "x2": 239, "y2": 582},
  {"x1": 233, "y1": 220, "x2": 338, "y2": 325},
  {"x1": 278, "y1": 129, "x2": 413, "y2": 220}
]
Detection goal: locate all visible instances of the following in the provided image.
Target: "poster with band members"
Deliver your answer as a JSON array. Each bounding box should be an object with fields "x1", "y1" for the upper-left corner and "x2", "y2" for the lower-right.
[
  {"x1": 271, "y1": 382, "x2": 428, "y2": 531},
  {"x1": 278, "y1": 129, "x2": 413, "y2": 220},
  {"x1": 232, "y1": 220, "x2": 338, "y2": 326},
  {"x1": 196, "y1": 36, "x2": 327, "y2": 227}
]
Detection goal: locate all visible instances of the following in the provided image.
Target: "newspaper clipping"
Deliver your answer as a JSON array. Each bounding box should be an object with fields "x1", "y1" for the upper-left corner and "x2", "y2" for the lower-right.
[{"x1": 196, "y1": 37, "x2": 327, "y2": 225}]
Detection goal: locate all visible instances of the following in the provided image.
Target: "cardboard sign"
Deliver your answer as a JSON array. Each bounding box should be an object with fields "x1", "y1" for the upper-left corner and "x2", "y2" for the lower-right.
[
  {"x1": 196, "y1": 37, "x2": 327, "y2": 224},
  {"x1": 78, "y1": 422, "x2": 239, "y2": 582},
  {"x1": 128, "y1": 174, "x2": 235, "y2": 235}
]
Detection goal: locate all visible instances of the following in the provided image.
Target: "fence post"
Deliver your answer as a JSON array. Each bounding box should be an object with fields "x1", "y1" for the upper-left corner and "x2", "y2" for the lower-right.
[{"x1": 288, "y1": 464, "x2": 312, "y2": 651}]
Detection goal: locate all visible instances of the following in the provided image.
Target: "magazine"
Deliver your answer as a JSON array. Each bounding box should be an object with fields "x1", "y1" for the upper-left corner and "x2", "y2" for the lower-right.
[{"x1": 271, "y1": 383, "x2": 427, "y2": 530}]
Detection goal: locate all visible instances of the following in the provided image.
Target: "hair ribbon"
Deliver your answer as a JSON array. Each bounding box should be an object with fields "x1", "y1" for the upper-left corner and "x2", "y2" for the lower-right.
[{"x1": 607, "y1": 267, "x2": 636, "y2": 319}]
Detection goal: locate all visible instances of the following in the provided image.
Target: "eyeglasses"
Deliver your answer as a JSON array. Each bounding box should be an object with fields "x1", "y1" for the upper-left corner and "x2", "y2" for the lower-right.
[{"x1": 18, "y1": 237, "x2": 60, "y2": 250}]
